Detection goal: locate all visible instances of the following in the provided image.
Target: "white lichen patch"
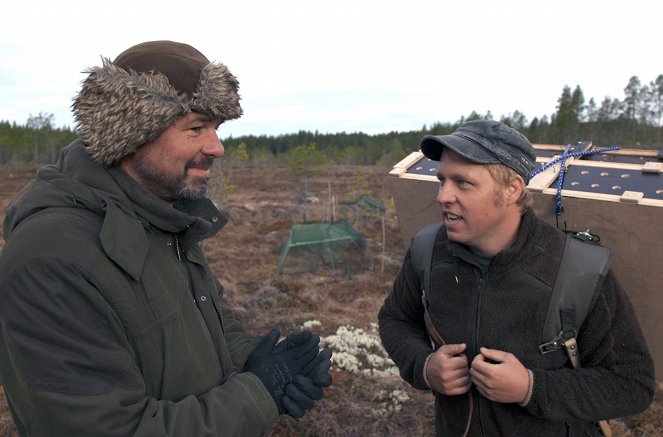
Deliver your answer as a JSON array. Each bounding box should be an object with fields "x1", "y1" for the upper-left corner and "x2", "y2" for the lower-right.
[
  {"x1": 320, "y1": 323, "x2": 398, "y2": 377},
  {"x1": 301, "y1": 319, "x2": 322, "y2": 330},
  {"x1": 371, "y1": 389, "x2": 412, "y2": 418}
]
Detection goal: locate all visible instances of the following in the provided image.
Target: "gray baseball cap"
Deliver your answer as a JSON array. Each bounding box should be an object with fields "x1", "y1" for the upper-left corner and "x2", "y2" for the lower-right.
[{"x1": 420, "y1": 120, "x2": 536, "y2": 182}]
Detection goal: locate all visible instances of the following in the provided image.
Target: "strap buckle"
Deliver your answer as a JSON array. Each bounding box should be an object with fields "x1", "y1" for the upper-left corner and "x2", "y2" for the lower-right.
[
  {"x1": 573, "y1": 228, "x2": 601, "y2": 244},
  {"x1": 539, "y1": 335, "x2": 562, "y2": 354},
  {"x1": 538, "y1": 329, "x2": 577, "y2": 355}
]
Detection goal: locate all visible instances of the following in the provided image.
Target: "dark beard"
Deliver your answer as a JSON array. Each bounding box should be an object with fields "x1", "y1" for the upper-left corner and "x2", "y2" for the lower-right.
[
  {"x1": 132, "y1": 156, "x2": 214, "y2": 202},
  {"x1": 178, "y1": 157, "x2": 215, "y2": 200}
]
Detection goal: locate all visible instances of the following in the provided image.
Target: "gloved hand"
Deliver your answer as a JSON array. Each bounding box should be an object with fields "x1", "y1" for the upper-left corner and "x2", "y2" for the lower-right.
[
  {"x1": 281, "y1": 347, "x2": 333, "y2": 418},
  {"x1": 273, "y1": 330, "x2": 317, "y2": 354},
  {"x1": 281, "y1": 375, "x2": 321, "y2": 418},
  {"x1": 244, "y1": 329, "x2": 320, "y2": 413},
  {"x1": 273, "y1": 330, "x2": 332, "y2": 387},
  {"x1": 302, "y1": 347, "x2": 333, "y2": 388}
]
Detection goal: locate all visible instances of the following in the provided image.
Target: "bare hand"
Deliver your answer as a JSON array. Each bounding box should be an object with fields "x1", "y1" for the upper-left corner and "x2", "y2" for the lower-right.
[
  {"x1": 470, "y1": 347, "x2": 529, "y2": 403},
  {"x1": 425, "y1": 343, "x2": 471, "y2": 395}
]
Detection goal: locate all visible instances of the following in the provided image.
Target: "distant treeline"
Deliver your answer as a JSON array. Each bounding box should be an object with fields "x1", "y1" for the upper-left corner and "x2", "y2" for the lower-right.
[{"x1": 1, "y1": 74, "x2": 662, "y2": 166}]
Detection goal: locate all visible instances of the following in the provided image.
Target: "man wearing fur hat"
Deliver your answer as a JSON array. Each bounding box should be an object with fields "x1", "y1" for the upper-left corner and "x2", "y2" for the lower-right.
[
  {"x1": 378, "y1": 120, "x2": 654, "y2": 436},
  {"x1": 0, "y1": 41, "x2": 332, "y2": 436}
]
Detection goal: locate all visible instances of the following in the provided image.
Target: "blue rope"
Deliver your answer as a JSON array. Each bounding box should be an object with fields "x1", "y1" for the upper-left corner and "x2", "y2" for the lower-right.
[{"x1": 529, "y1": 144, "x2": 622, "y2": 215}]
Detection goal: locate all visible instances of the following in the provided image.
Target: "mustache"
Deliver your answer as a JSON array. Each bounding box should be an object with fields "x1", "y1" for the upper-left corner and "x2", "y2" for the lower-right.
[{"x1": 185, "y1": 157, "x2": 214, "y2": 171}]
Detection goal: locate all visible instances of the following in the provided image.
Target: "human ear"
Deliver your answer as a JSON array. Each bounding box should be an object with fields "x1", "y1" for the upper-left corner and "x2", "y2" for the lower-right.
[{"x1": 505, "y1": 176, "x2": 525, "y2": 205}]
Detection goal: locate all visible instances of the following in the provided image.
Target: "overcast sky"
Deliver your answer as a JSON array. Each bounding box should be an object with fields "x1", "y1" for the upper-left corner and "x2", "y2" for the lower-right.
[{"x1": 1, "y1": 0, "x2": 662, "y2": 138}]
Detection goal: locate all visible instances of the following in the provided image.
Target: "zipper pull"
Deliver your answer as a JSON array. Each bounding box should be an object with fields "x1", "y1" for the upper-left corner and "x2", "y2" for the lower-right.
[{"x1": 174, "y1": 235, "x2": 182, "y2": 261}]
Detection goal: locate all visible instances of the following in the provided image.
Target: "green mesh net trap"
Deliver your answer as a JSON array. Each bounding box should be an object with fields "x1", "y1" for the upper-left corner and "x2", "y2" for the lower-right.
[{"x1": 277, "y1": 221, "x2": 364, "y2": 273}]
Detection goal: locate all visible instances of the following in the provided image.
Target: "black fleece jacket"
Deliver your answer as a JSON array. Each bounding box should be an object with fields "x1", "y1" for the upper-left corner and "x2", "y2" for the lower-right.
[{"x1": 378, "y1": 210, "x2": 654, "y2": 436}]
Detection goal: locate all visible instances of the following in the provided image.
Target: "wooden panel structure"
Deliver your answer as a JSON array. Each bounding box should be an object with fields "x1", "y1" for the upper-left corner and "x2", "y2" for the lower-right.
[{"x1": 389, "y1": 145, "x2": 663, "y2": 377}]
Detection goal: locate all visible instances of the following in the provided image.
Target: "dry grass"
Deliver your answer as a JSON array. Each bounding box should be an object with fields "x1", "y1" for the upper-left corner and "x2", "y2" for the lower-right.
[{"x1": 0, "y1": 163, "x2": 661, "y2": 436}]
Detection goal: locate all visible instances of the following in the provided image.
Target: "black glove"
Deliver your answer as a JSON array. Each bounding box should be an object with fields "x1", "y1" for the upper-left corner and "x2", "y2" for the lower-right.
[
  {"x1": 302, "y1": 347, "x2": 333, "y2": 388},
  {"x1": 244, "y1": 329, "x2": 320, "y2": 413},
  {"x1": 273, "y1": 330, "x2": 332, "y2": 387},
  {"x1": 273, "y1": 330, "x2": 317, "y2": 354},
  {"x1": 281, "y1": 375, "x2": 321, "y2": 418},
  {"x1": 281, "y1": 347, "x2": 333, "y2": 418}
]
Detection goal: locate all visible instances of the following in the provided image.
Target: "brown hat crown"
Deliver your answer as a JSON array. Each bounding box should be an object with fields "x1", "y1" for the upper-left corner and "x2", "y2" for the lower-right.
[
  {"x1": 72, "y1": 40, "x2": 243, "y2": 167},
  {"x1": 113, "y1": 41, "x2": 208, "y2": 97}
]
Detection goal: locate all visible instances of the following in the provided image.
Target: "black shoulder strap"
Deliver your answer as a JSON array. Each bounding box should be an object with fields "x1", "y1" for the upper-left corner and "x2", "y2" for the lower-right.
[
  {"x1": 410, "y1": 222, "x2": 447, "y2": 348},
  {"x1": 540, "y1": 233, "x2": 614, "y2": 437},
  {"x1": 410, "y1": 222, "x2": 444, "y2": 303},
  {"x1": 541, "y1": 233, "x2": 613, "y2": 348}
]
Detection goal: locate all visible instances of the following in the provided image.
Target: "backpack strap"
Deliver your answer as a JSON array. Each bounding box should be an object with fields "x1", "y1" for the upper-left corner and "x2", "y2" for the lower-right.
[
  {"x1": 540, "y1": 234, "x2": 613, "y2": 437},
  {"x1": 539, "y1": 233, "x2": 613, "y2": 357},
  {"x1": 411, "y1": 222, "x2": 473, "y2": 437},
  {"x1": 410, "y1": 222, "x2": 445, "y2": 348}
]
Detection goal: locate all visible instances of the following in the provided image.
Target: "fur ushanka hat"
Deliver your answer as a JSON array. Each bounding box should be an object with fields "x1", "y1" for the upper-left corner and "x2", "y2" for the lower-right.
[{"x1": 72, "y1": 40, "x2": 242, "y2": 167}]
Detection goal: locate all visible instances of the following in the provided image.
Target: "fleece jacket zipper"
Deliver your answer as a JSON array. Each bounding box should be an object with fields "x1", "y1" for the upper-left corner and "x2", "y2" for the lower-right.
[{"x1": 475, "y1": 270, "x2": 487, "y2": 437}]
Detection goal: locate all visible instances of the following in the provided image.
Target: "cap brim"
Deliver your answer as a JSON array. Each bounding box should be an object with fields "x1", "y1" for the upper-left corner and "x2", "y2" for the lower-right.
[{"x1": 420, "y1": 134, "x2": 500, "y2": 164}]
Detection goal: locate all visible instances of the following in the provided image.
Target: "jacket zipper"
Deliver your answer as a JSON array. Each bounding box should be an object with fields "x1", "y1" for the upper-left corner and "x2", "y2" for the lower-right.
[
  {"x1": 475, "y1": 270, "x2": 487, "y2": 437},
  {"x1": 173, "y1": 234, "x2": 183, "y2": 262}
]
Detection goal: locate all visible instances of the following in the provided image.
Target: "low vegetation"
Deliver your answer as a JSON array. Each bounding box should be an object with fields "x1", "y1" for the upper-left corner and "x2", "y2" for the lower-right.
[{"x1": 1, "y1": 162, "x2": 660, "y2": 436}]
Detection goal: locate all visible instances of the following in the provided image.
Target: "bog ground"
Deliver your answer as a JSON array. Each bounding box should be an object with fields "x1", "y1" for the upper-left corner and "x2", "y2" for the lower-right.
[{"x1": 0, "y1": 163, "x2": 660, "y2": 436}]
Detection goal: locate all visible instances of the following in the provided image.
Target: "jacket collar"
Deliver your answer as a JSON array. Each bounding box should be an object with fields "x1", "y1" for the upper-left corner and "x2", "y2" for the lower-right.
[
  {"x1": 20, "y1": 140, "x2": 227, "y2": 280},
  {"x1": 444, "y1": 209, "x2": 538, "y2": 274},
  {"x1": 98, "y1": 198, "x2": 149, "y2": 281},
  {"x1": 100, "y1": 162, "x2": 227, "y2": 279},
  {"x1": 107, "y1": 166, "x2": 227, "y2": 241},
  {"x1": 490, "y1": 209, "x2": 538, "y2": 268}
]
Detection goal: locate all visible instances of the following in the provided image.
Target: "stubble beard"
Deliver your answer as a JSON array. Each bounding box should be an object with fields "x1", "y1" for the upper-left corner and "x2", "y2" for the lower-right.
[
  {"x1": 177, "y1": 174, "x2": 209, "y2": 201},
  {"x1": 132, "y1": 155, "x2": 214, "y2": 202}
]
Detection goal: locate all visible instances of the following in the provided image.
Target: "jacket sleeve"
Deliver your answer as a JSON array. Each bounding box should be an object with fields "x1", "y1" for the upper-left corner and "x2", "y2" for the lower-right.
[
  {"x1": 0, "y1": 257, "x2": 278, "y2": 437},
  {"x1": 214, "y1": 279, "x2": 259, "y2": 370},
  {"x1": 378, "y1": 249, "x2": 435, "y2": 390},
  {"x1": 523, "y1": 270, "x2": 655, "y2": 422}
]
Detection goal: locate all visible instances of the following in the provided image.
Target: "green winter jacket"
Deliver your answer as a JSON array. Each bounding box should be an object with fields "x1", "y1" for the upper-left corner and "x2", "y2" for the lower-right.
[{"x1": 0, "y1": 140, "x2": 279, "y2": 436}]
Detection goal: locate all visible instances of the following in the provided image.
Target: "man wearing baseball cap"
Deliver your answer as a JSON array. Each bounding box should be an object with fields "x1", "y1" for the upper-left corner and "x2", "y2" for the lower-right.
[
  {"x1": 0, "y1": 41, "x2": 332, "y2": 436},
  {"x1": 379, "y1": 120, "x2": 654, "y2": 435}
]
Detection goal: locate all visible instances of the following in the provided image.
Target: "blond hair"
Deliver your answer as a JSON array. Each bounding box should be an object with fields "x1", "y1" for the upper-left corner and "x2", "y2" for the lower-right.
[{"x1": 485, "y1": 164, "x2": 533, "y2": 213}]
